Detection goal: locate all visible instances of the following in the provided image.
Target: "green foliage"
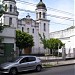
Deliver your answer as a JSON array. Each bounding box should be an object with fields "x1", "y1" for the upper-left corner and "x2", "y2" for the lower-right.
[
  {"x1": 0, "y1": 37, "x2": 2, "y2": 43},
  {"x1": 39, "y1": 33, "x2": 63, "y2": 50},
  {"x1": 47, "y1": 38, "x2": 64, "y2": 50},
  {"x1": 0, "y1": 25, "x2": 3, "y2": 32},
  {"x1": 16, "y1": 30, "x2": 34, "y2": 49},
  {"x1": 47, "y1": 38, "x2": 64, "y2": 55},
  {"x1": 4, "y1": 4, "x2": 7, "y2": 11},
  {"x1": 0, "y1": 4, "x2": 7, "y2": 17},
  {"x1": 0, "y1": 4, "x2": 7, "y2": 44},
  {"x1": 0, "y1": 10, "x2": 4, "y2": 17},
  {"x1": 39, "y1": 33, "x2": 47, "y2": 49},
  {"x1": 0, "y1": 4, "x2": 4, "y2": 17},
  {"x1": 39, "y1": 33, "x2": 64, "y2": 55}
]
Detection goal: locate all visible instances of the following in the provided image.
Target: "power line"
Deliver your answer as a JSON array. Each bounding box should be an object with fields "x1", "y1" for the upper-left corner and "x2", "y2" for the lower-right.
[
  {"x1": 17, "y1": 8, "x2": 74, "y2": 21},
  {"x1": 17, "y1": 9, "x2": 73, "y2": 26},
  {"x1": 17, "y1": 0, "x2": 36, "y2": 6},
  {"x1": 16, "y1": 0, "x2": 74, "y2": 16},
  {"x1": 47, "y1": 14, "x2": 73, "y2": 21},
  {"x1": 47, "y1": 7, "x2": 74, "y2": 16},
  {"x1": 50, "y1": 21, "x2": 72, "y2": 26},
  {"x1": 2, "y1": 8, "x2": 73, "y2": 26},
  {"x1": 16, "y1": 0, "x2": 74, "y2": 21}
]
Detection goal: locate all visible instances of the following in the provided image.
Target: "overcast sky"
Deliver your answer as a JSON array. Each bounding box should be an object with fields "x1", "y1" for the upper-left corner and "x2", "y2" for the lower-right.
[{"x1": 1, "y1": 0, "x2": 74, "y2": 32}]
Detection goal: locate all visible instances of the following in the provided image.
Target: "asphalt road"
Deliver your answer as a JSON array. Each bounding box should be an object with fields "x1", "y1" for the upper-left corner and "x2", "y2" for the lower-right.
[{"x1": 18, "y1": 64, "x2": 75, "y2": 75}]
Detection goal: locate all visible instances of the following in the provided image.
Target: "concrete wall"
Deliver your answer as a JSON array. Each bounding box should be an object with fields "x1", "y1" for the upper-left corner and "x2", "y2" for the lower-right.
[
  {"x1": 50, "y1": 26, "x2": 75, "y2": 55},
  {"x1": 0, "y1": 27, "x2": 16, "y2": 51}
]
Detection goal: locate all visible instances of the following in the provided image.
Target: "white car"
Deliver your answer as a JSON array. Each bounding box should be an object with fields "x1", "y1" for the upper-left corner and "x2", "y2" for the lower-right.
[{"x1": 0, "y1": 56, "x2": 42, "y2": 75}]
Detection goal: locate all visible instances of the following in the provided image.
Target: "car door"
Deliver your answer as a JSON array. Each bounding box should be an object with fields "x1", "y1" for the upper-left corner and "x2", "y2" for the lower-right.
[
  {"x1": 27, "y1": 57, "x2": 37, "y2": 70},
  {"x1": 18, "y1": 57, "x2": 29, "y2": 72}
]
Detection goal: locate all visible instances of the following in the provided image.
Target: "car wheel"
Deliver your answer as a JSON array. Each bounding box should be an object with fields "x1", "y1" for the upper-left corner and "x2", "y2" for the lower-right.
[
  {"x1": 36, "y1": 65, "x2": 42, "y2": 72},
  {"x1": 9, "y1": 68, "x2": 17, "y2": 75}
]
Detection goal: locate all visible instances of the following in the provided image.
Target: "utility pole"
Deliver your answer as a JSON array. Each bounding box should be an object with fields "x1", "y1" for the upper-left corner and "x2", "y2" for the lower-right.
[
  {"x1": 57, "y1": 43, "x2": 60, "y2": 64},
  {"x1": 58, "y1": 43, "x2": 60, "y2": 57}
]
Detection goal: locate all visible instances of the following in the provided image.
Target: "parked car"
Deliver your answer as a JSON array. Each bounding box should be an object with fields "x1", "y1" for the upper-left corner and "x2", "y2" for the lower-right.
[{"x1": 0, "y1": 56, "x2": 42, "y2": 75}]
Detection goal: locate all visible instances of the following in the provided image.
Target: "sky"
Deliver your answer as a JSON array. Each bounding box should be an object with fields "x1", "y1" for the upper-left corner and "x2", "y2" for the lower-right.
[{"x1": 0, "y1": 0, "x2": 74, "y2": 32}]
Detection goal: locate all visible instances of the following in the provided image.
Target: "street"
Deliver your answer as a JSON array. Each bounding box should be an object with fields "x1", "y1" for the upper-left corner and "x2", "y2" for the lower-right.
[{"x1": 18, "y1": 64, "x2": 75, "y2": 75}]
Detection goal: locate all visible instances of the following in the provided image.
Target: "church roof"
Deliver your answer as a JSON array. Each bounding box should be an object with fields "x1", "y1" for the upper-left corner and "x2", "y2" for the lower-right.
[{"x1": 36, "y1": 0, "x2": 47, "y2": 10}]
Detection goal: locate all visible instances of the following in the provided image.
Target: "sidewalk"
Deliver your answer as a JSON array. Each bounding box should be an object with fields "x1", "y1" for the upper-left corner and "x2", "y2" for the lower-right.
[{"x1": 38, "y1": 56, "x2": 75, "y2": 67}]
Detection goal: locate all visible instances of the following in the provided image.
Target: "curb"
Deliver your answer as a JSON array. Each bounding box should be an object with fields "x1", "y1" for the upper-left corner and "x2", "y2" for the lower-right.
[{"x1": 42, "y1": 63, "x2": 75, "y2": 68}]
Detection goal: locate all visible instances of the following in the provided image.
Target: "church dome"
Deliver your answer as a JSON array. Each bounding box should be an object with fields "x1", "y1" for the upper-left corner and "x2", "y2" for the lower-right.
[{"x1": 36, "y1": 0, "x2": 47, "y2": 10}]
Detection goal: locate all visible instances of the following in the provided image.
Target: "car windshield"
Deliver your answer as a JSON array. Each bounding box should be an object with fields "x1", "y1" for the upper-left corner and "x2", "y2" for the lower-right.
[{"x1": 8, "y1": 57, "x2": 22, "y2": 62}]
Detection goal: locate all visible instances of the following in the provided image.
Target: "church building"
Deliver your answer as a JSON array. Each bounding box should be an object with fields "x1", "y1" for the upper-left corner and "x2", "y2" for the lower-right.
[
  {"x1": 0, "y1": 0, "x2": 75, "y2": 57},
  {"x1": 1, "y1": 0, "x2": 50, "y2": 54}
]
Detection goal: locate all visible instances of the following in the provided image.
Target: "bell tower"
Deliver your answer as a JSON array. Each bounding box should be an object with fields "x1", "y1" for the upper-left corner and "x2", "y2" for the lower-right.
[
  {"x1": 2, "y1": 0, "x2": 19, "y2": 28},
  {"x1": 36, "y1": 0, "x2": 47, "y2": 20},
  {"x1": 36, "y1": 0, "x2": 50, "y2": 38},
  {"x1": 35, "y1": 0, "x2": 50, "y2": 54}
]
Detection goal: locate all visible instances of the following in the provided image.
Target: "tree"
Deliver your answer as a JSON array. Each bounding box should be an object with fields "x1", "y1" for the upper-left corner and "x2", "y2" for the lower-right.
[
  {"x1": 47, "y1": 38, "x2": 64, "y2": 55},
  {"x1": 39, "y1": 33, "x2": 48, "y2": 49},
  {"x1": 0, "y1": 4, "x2": 4, "y2": 43},
  {"x1": 0, "y1": 4, "x2": 7, "y2": 43},
  {"x1": 0, "y1": 4, "x2": 7, "y2": 17},
  {"x1": 39, "y1": 33, "x2": 64, "y2": 56},
  {"x1": 0, "y1": 4, "x2": 7, "y2": 56},
  {"x1": 16, "y1": 30, "x2": 34, "y2": 55}
]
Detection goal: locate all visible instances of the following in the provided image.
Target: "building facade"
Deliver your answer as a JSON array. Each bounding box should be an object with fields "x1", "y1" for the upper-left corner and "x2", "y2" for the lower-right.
[
  {"x1": 0, "y1": 0, "x2": 18, "y2": 63},
  {"x1": 0, "y1": 0, "x2": 50, "y2": 54},
  {"x1": 0, "y1": 0, "x2": 75, "y2": 57},
  {"x1": 17, "y1": 0, "x2": 50, "y2": 54},
  {"x1": 50, "y1": 26, "x2": 75, "y2": 56}
]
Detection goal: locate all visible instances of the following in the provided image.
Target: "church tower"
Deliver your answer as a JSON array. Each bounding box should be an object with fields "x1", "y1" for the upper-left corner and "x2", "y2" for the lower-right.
[
  {"x1": 36, "y1": 0, "x2": 47, "y2": 20},
  {"x1": 36, "y1": 0, "x2": 50, "y2": 39},
  {"x1": 1, "y1": 0, "x2": 18, "y2": 28},
  {"x1": 35, "y1": 0, "x2": 50, "y2": 53}
]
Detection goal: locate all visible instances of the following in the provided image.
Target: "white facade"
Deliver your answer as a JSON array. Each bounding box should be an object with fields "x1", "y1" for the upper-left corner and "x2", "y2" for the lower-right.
[
  {"x1": 17, "y1": 15, "x2": 50, "y2": 53},
  {"x1": 1, "y1": 0, "x2": 75, "y2": 55},
  {"x1": 1, "y1": 0, "x2": 18, "y2": 28},
  {"x1": 0, "y1": 0, "x2": 18, "y2": 53},
  {"x1": 0, "y1": 27, "x2": 16, "y2": 51},
  {"x1": 17, "y1": 0, "x2": 50, "y2": 54},
  {"x1": 50, "y1": 26, "x2": 75, "y2": 56},
  {"x1": 0, "y1": 0, "x2": 50, "y2": 54}
]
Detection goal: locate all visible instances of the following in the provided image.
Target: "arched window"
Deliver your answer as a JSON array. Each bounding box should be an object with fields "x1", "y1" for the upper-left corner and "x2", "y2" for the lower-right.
[
  {"x1": 43, "y1": 13, "x2": 45, "y2": 18},
  {"x1": 44, "y1": 23, "x2": 46, "y2": 31},
  {"x1": 22, "y1": 27, "x2": 24, "y2": 32},
  {"x1": 10, "y1": 5, "x2": 12, "y2": 12},
  {"x1": 5, "y1": 4, "x2": 7, "y2": 11},
  {"x1": 39, "y1": 12, "x2": 41, "y2": 18},
  {"x1": 27, "y1": 28, "x2": 29, "y2": 33},
  {"x1": 9, "y1": 17, "x2": 12, "y2": 25},
  {"x1": 32, "y1": 28, "x2": 34, "y2": 33}
]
